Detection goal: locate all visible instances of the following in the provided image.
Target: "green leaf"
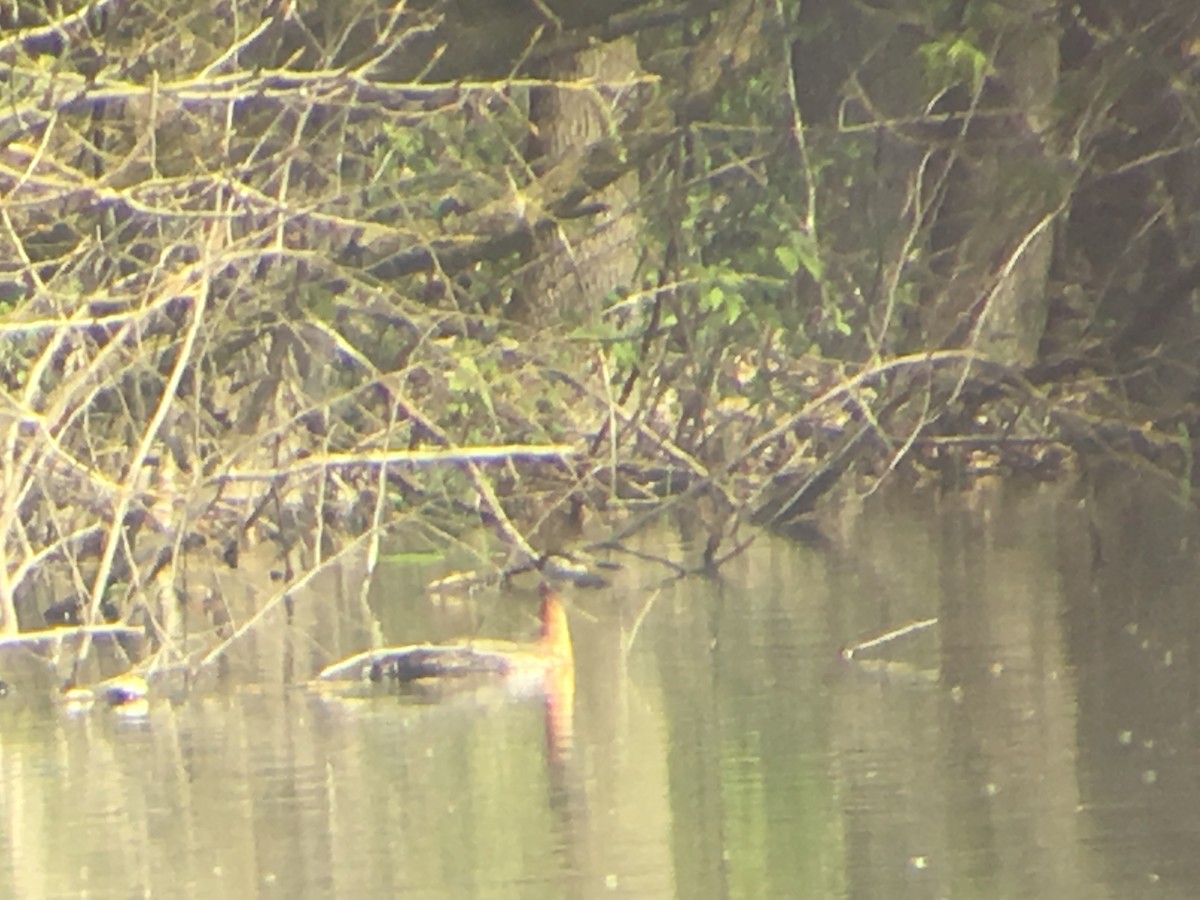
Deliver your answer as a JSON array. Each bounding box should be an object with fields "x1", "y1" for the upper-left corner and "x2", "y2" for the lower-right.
[
  {"x1": 793, "y1": 232, "x2": 824, "y2": 281},
  {"x1": 705, "y1": 285, "x2": 727, "y2": 310},
  {"x1": 775, "y1": 245, "x2": 799, "y2": 272}
]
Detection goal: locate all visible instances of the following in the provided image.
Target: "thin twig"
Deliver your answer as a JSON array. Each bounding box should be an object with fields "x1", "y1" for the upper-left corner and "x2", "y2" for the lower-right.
[{"x1": 841, "y1": 617, "x2": 939, "y2": 660}]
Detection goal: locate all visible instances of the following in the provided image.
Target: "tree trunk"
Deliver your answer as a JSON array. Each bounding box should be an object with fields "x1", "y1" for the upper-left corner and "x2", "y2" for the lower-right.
[
  {"x1": 924, "y1": 0, "x2": 1062, "y2": 367},
  {"x1": 510, "y1": 37, "x2": 642, "y2": 327}
]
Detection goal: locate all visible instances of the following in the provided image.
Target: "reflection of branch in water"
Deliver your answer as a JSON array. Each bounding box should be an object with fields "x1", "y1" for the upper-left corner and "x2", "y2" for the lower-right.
[
  {"x1": 841, "y1": 656, "x2": 940, "y2": 684},
  {"x1": 625, "y1": 588, "x2": 662, "y2": 656},
  {"x1": 605, "y1": 544, "x2": 687, "y2": 577},
  {"x1": 841, "y1": 617, "x2": 939, "y2": 661}
]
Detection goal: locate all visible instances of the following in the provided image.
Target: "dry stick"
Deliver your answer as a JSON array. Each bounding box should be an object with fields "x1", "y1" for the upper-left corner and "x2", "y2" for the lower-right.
[
  {"x1": 258, "y1": 311, "x2": 559, "y2": 563},
  {"x1": 741, "y1": 379, "x2": 896, "y2": 522},
  {"x1": 0, "y1": 624, "x2": 145, "y2": 647},
  {"x1": 273, "y1": 69, "x2": 317, "y2": 256},
  {"x1": 517, "y1": 351, "x2": 623, "y2": 549},
  {"x1": 773, "y1": 0, "x2": 818, "y2": 253},
  {"x1": 841, "y1": 617, "x2": 939, "y2": 661},
  {"x1": 550, "y1": 353, "x2": 722, "y2": 496},
  {"x1": 466, "y1": 459, "x2": 540, "y2": 565},
  {"x1": 33, "y1": 478, "x2": 99, "y2": 616},
  {"x1": 76, "y1": 233, "x2": 216, "y2": 669},
  {"x1": 741, "y1": 354, "x2": 976, "y2": 465},
  {"x1": 357, "y1": 397, "x2": 403, "y2": 651},
  {"x1": 625, "y1": 587, "x2": 662, "y2": 656},
  {"x1": 223, "y1": 322, "x2": 567, "y2": 563},
  {"x1": 861, "y1": 63, "x2": 984, "y2": 358},
  {"x1": 26, "y1": 247, "x2": 200, "y2": 519},
  {"x1": 949, "y1": 200, "x2": 1068, "y2": 410},
  {"x1": 354, "y1": 2, "x2": 437, "y2": 80},
  {"x1": 870, "y1": 157, "x2": 927, "y2": 357},
  {"x1": 605, "y1": 544, "x2": 688, "y2": 576},
  {"x1": 385, "y1": 384, "x2": 546, "y2": 565},
  {"x1": 198, "y1": 15, "x2": 277, "y2": 80},
  {"x1": 600, "y1": 349, "x2": 620, "y2": 501},
  {"x1": 5, "y1": 105, "x2": 61, "y2": 199},
  {"x1": 862, "y1": 358, "x2": 937, "y2": 498},
  {"x1": 7, "y1": 524, "x2": 106, "y2": 595},
  {"x1": 0, "y1": 205, "x2": 112, "y2": 631},
  {"x1": 708, "y1": 530, "x2": 758, "y2": 571},
  {"x1": 0, "y1": 0, "x2": 125, "y2": 59},
  {"x1": 611, "y1": 350, "x2": 978, "y2": 544},
  {"x1": 4, "y1": 66, "x2": 659, "y2": 134},
  {"x1": 211, "y1": 444, "x2": 576, "y2": 482},
  {"x1": 0, "y1": 201, "x2": 52, "y2": 529},
  {"x1": 311, "y1": 454, "x2": 330, "y2": 577},
  {"x1": 150, "y1": 472, "x2": 210, "y2": 673},
  {"x1": 195, "y1": 530, "x2": 376, "y2": 673}
]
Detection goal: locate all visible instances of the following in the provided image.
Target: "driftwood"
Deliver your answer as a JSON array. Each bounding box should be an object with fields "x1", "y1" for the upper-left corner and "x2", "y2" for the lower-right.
[{"x1": 315, "y1": 643, "x2": 520, "y2": 683}]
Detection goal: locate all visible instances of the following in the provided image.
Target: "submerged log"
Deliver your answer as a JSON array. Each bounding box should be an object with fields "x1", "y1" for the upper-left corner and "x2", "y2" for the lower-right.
[{"x1": 314, "y1": 584, "x2": 573, "y2": 687}]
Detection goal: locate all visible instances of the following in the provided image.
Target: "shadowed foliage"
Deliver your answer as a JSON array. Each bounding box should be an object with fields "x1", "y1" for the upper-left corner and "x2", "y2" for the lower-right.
[{"x1": 0, "y1": 0, "x2": 1197, "y2": 670}]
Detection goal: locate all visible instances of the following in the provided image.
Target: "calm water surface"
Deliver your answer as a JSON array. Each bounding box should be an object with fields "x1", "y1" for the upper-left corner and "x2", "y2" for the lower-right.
[{"x1": 1, "y1": 479, "x2": 1198, "y2": 898}]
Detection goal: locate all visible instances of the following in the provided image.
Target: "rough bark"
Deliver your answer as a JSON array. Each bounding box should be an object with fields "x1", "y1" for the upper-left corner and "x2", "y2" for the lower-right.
[
  {"x1": 924, "y1": 0, "x2": 1062, "y2": 367},
  {"x1": 510, "y1": 36, "x2": 643, "y2": 326}
]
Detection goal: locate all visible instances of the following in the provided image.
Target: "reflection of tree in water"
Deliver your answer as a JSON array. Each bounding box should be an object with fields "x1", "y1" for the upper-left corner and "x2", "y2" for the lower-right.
[
  {"x1": 1064, "y1": 480, "x2": 1200, "y2": 896},
  {"x1": 831, "y1": 486, "x2": 1103, "y2": 898}
]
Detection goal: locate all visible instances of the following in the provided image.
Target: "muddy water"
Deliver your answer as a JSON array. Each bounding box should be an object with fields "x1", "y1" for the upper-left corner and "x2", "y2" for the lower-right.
[{"x1": 0, "y1": 479, "x2": 1197, "y2": 898}]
